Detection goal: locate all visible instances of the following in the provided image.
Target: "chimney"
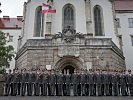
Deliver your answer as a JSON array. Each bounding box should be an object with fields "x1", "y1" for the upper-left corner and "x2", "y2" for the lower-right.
[{"x1": 17, "y1": 16, "x2": 23, "y2": 21}]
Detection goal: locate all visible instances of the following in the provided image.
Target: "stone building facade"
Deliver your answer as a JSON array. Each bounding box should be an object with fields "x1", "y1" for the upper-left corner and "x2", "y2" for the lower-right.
[{"x1": 16, "y1": 0, "x2": 125, "y2": 72}]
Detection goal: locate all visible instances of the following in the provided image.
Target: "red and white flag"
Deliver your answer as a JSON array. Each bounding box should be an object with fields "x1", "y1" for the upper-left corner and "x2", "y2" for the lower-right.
[{"x1": 42, "y1": 3, "x2": 56, "y2": 14}]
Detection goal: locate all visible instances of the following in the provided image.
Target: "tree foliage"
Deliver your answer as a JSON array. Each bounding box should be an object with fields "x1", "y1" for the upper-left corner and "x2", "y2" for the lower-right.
[{"x1": 0, "y1": 31, "x2": 14, "y2": 68}]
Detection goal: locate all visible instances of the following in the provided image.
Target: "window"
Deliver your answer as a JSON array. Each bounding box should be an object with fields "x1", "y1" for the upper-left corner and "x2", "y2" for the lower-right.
[
  {"x1": 131, "y1": 35, "x2": 133, "y2": 46},
  {"x1": 46, "y1": 22, "x2": 51, "y2": 34},
  {"x1": 34, "y1": 6, "x2": 43, "y2": 37},
  {"x1": 116, "y1": 18, "x2": 120, "y2": 28},
  {"x1": 94, "y1": 5, "x2": 104, "y2": 36},
  {"x1": 63, "y1": 4, "x2": 75, "y2": 29},
  {"x1": 9, "y1": 36, "x2": 13, "y2": 42},
  {"x1": 128, "y1": 18, "x2": 133, "y2": 28}
]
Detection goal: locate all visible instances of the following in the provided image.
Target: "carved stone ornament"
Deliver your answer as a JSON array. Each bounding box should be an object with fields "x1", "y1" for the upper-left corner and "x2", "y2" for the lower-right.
[{"x1": 53, "y1": 28, "x2": 84, "y2": 43}]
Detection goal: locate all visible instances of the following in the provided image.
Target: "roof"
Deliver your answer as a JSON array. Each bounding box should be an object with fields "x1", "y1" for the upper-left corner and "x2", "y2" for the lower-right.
[
  {"x1": 114, "y1": 0, "x2": 133, "y2": 12},
  {"x1": 0, "y1": 16, "x2": 23, "y2": 29}
]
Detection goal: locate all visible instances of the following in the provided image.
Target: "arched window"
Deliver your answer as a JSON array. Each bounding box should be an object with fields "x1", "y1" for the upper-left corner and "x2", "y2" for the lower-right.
[
  {"x1": 34, "y1": 6, "x2": 43, "y2": 37},
  {"x1": 63, "y1": 4, "x2": 75, "y2": 29},
  {"x1": 94, "y1": 5, "x2": 104, "y2": 36}
]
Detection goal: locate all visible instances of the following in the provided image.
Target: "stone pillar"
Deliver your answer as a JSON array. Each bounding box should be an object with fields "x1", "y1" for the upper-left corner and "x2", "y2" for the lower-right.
[
  {"x1": 0, "y1": 74, "x2": 4, "y2": 96},
  {"x1": 84, "y1": 0, "x2": 93, "y2": 35},
  {"x1": 44, "y1": 0, "x2": 53, "y2": 35}
]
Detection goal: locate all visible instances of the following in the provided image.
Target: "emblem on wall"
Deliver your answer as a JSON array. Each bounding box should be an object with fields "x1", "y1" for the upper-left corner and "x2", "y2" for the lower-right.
[{"x1": 53, "y1": 28, "x2": 84, "y2": 43}]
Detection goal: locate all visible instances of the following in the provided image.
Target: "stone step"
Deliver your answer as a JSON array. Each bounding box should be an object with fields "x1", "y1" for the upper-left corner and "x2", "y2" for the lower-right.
[{"x1": 0, "y1": 96, "x2": 133, "y2": 100}]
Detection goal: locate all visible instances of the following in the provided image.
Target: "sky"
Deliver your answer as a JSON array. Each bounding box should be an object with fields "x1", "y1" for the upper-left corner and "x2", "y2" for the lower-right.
[{"x1": 0, "y1": 0, "x2": 27, "y2": 18}]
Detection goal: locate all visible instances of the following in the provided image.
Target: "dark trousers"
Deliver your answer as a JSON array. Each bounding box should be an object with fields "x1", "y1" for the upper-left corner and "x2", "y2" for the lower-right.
[
  {"x1": 97, "y1": 84, "x2": 102, "y2": 96},
  {"x1": 90, "y1": 84, "x2": 94, "y2": 96},
  {"x1": 27, "y1": 83, "x2": 33, "y2": 96},
  {"x1": 73, "y1": 84, "x2": 78, "y2": 96},
  {"x1": 109, "y1": 83, "x2": 112, "y2": 96},
  {"x1": 129, "y1": 84, "x2": 133, "y2": 96},
  {"x1": 121, "y1": 84, "x2": 128, "y2": 96},
  {"x1": 57, "y1": 84, "x2": 63, "y2": 96},
  {"x1": 21, "y1": 83, "x2": 26, "y2": 96},
  {"x1": 85, "y1": 84, "x2": 89, "y2": 96},
  {"x1": 10, "y1": 83, "x2": 13, "y2": 96},
  {"x1": 4, "y1": 84, "x2": 10, "y2": 96},
  {"x1": 104, "y1": 84, "x2": 110, "y2": 96},
  {"x1": 63, "y1": 84, "x2": 70, "y2": 96},
  {"x1": 81, "y1": 84, "x2": 86, "y2": 96},
  {"x1": 34, "y1": 83, "x2": 40, "y2": 96},
  {"x1": 40, "y1": 84, "x2": 47, "y2": 96},
  {"x1": 12, "y1": 83, "x2": 18, "y2": 96},
  {"x1": 77, "y1": 84, "x2": 81, "y2": 96},
  {"x1": 17, "y1": 83, "x2": 21, "y2": 95},
  {"x1": 113, "y1": 83, "x2": 118, "y2": 96},
  {"x1": 50, "y1": 84, "x2": 55, "y2": 96}
]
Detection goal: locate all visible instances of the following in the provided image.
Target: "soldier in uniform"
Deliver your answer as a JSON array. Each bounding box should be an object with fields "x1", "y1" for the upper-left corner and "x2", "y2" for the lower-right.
[
  {"x1": 86, "y1": 70, "x2": 90, "y2": 96},
  {"x1": 63, "y1": 69, "x2": 71, "y2": 96},
  {"x1": 56, "y1": 70, "x2": 63, "y2": 96},
  {"x1": 112, "y1": 70, "x2": 119, "y2": 96},
  {"x1": 120, "y1": 70, "x2": 128, "y2": 96},
  {"x1": 77, "y1": 69, "x2": 81, "y2": 96},
  {"x1": 27, "y1": 69, "x2": 35, "y2": 96},
  {"x1": 17, "y1": 69, "x2": 22, "y2": 95},
  {"x1": 96, "y1": 69, "x2": 102, "y2": 96},
  {"x1": 80, "y1": 69, "x2": 86, "y2": 96},
  {"x1": 4, "y1": 69, "x2": 12, "y2": 96},
  {"x1": 71, "y1": 70, "x2": 78, "y2": 96},
  {"x1": 48, "y1": 69, "x2": 56, "y2": 96},
  {"x1": 88, "y1": 69, "x2": 94, "y2": 96},
  {"x1": 93, "y1": 70, "x2": 97, "y2": 96},
  {"x1": 127, "y1": 70, "x2": 133, "y2": 96},
  {"x1": 34, "y1": 69, "x2": 41, "y2": 96},
  {"x1": 20, "y1": 69, "x2": 27, "y2": 96},
  {"x1": 108, "y1": 70, "x2": 113, "y2": 96},
  {"x1": 40, "y1": 69, "x2": 48, "y2": 96},
  {"x1": 11, "y1": 69, "x2": 17, "y2": 96},
  {"x1": 103, "y1": 70, "x2": 110, "y2": 96}
]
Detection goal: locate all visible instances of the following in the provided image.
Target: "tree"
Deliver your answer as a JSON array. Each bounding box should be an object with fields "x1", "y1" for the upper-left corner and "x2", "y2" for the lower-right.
[{"x1": 0, "y1": 31, "x2": 14, "y2": 72}]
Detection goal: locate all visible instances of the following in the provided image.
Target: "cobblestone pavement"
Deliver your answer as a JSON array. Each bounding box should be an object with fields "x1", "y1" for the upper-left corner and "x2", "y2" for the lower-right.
[{"x1": 0, "y1": 96, "x2": 133, "y2": 100}]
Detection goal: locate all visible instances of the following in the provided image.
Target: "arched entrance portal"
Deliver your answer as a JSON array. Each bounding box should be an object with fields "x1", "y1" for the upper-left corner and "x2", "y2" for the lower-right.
[
  {"x1": 54, "y1": 57, "x2": 84, "y2": 74},
  {"x1": 62, "y1": 65, "x2": 75, "y2": 74}
]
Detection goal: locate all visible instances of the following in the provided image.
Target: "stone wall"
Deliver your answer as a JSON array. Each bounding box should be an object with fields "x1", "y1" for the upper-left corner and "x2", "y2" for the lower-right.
[{"x1": 16, "y1": 37, "x2": 125, "y2": 71}]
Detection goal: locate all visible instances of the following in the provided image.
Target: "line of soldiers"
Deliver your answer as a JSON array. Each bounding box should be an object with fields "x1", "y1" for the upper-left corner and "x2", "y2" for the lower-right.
[{"x1": 4, "y1": 68, "x2": 133, "y2": 96}]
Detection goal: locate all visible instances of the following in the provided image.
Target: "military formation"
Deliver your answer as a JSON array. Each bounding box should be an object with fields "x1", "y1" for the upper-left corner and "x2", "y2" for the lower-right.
[{"x1": 4, "y1": 68, "x2": 133, "y2": 96}]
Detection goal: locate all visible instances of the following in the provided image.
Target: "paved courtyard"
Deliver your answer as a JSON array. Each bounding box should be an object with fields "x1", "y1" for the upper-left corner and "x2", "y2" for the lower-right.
[{"x1": 0, "y1": 96, "x2": 133, "y2": 100}]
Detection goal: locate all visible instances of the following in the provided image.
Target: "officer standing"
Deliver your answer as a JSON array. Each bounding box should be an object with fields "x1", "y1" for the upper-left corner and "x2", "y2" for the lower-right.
[
  {"x1": 86, "y1": 70, "x2": 90, "y2": 96},
  {"x1": 80, "y1": 69, "x2": 86, "y2": 96},
  {"x1": 48, "y1": 69, "x2": 56, "y2": 96},
  {"x1": 108, "y1": 70, "x2": 113, "y2": 96},
  {"x1": 89, "y1": 69, "x2": 94, "y2": 96},
  {"x1": 120, "y1": 70, "x2": 128, "y2": 96},
  {"x1": 127, "y1": 70, "x2": 133, "y2": 96},
  {"x1": 96, "y1": 69, "x2": 102, "y2": 96},
  {"x1": 103, "y1": 70, "x2": 110, "y2": 96},
  {"x1": 4, "y1": 69, "x2": 12, "y2": 96},
  {"x1": 27, "y1": 69, "x2": 35, "y2": 96},
  {"x1": 34, "y1": 69, "x2": 41, "y2": 96},
  {"x1": 71, "y1": 70, "x2": 78, "y2": 96},
  {"x1": 41, "y1": 69, "x2": 48, "y2": 96},
  {"x1": 63, "y1": 69, "x2": 71, "y2": 96},
  {"x1": 20, "y1": 69, "x2": 27, "y2": 96},
  {"x1": 17, "y1": 69, "x2": 22, "y2": 95},
  {"x1": 56, "y1": 70, "x2": 63, "y2": 96}
]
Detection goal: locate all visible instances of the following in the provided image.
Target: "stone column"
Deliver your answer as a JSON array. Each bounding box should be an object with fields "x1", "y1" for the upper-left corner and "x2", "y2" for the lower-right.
[{"x1": 84, "y1": 0, "x2": 93, "y2": 35}]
